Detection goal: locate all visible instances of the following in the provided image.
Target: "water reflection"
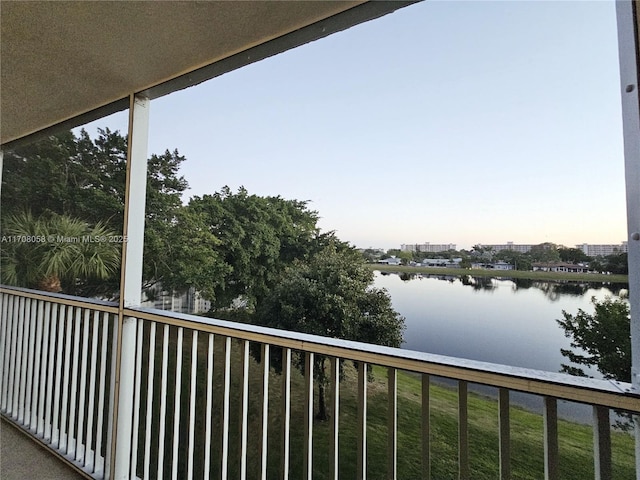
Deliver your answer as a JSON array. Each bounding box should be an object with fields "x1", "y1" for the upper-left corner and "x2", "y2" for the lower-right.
[
  {"x1": 374, "y1": 271, "x2": 627, "y2": 423},
  {"x1": 460, "y1": 275, "x2": 496, "y2": 291},
  {"x1": 387, "y1": 271, "x2": 626, "y2": 299},
  {"x1": 374, "y1": 271, "x2": 623, "y2": 374}
]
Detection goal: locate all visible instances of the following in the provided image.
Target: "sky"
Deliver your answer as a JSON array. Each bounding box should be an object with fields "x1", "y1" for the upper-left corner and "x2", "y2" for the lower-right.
[{"x1": 83, "y1": 0, "x2": 627, "y2": 251}]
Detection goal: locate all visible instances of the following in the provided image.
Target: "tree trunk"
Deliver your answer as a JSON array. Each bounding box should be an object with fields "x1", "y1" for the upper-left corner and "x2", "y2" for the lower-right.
[
  {"x1": 316, "y1": 381, "x2": 328, "y2": 421},
  {"x1": 38, "y1": 275, "x2": 62, "y2": 293}
]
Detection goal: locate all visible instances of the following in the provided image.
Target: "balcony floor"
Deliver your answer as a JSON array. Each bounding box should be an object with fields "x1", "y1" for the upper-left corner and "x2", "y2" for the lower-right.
[{"x1": 1, "y1": 418, "x2": 85, "y2": 480}]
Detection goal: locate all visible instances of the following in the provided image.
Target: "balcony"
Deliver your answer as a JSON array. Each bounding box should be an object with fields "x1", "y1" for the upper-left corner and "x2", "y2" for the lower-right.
[
  {"x1": 3, "y1": 1, "x2": 640, "y2": 478},
  {"x1": 1, "y1": 285, "x2": 639, "y2": 479}
]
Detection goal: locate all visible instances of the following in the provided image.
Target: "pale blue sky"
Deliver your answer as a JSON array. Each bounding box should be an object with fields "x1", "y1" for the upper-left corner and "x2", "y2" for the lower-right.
[{"x1": 86, "y1": 1, "x2": 626, "y2": 251}]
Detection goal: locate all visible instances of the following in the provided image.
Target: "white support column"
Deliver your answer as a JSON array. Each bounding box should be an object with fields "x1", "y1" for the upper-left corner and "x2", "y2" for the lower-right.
[
  {"x1": 112, "y1": 94, "x2": 150, "y2": 480},
  {"x1": 616, "y1": 2, "x2": 640, "y2": 477}
]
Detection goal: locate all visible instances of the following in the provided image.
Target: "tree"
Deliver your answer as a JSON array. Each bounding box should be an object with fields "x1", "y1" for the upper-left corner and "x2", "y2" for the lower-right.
[
  {"x1": 529, "y1": 243, "x2": 560, "y2": 263},
  {"x1": 558, "y1": 247, "x2": 589, "y2": 264},
  {"x1": 1, "y1": 212, "x2": 121, "y2": 295},
  {"x1": 398, "y1": 250, "x2": 413, "y2": 265},
  {"x1": 1, "y1": 129, "x2": 222, "y2": 298},
  {"x1": 188, "y1": 186, "x2": 320, "y2": 308},
  {"x1": 604, "y1": 253, "x2": 628, "y2": 275},
  {"x1": 254, "y1": 243, "x2": 405, "y2": 420},
  {"x1": 143, "y1": 208, "x2": 230, "y2": 301},
  {"x1": 557, "y1": 296, "x2": 630, "y2": 381},
  {"x1": 589, "y1": 259, "x2": 604, "y2": 273},
  {"x1": 471, "y1": 245, "x2": 494, "y2": 261}
]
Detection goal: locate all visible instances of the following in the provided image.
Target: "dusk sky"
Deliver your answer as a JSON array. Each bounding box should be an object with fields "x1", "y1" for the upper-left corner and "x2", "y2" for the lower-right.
[{"x1": 84, "y1": 1, "x2": 627, "y2": 251}]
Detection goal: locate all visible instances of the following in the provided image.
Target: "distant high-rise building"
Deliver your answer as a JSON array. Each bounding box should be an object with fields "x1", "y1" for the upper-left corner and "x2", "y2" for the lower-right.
[
  {"x1": 479, "y1": 242, "x2": 534, "y2": 253},
  {"x1": 142, "y1": 286, "x2": 211, "y2": 314},
  {"x1": 400, "y1": 242, "x2": 456, "y2": 253},
  {"x1": 576, "y1": 242, "x2": 628, "y2": 257}
]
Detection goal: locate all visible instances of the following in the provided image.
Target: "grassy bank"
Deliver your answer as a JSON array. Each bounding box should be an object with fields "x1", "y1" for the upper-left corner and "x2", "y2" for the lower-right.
[
  {"x1": 368, "y1": 264, "x2": 629, "y2": 283},
  {"x1": 146, "y1": 334, "x2": 635, "y2": 479}
]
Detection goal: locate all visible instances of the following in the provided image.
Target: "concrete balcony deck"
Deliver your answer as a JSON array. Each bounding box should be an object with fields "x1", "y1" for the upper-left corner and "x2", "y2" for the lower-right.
[{"x1": 1, "y1": 418, "x2": 85, "y2": 480}]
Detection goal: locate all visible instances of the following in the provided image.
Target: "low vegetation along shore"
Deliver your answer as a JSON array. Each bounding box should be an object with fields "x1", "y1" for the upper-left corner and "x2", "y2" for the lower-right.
[{"x1": 368, "y1": 264, "x2": 629, "y2": 283}]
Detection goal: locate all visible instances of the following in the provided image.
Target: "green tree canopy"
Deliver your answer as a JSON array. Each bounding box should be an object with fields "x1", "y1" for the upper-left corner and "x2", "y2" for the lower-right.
[
  {"x1": 558, "y1": 247, "x2": 590, "y2": 263},
  {"x1": 604, "y1": 253, "x2": 629, "y2": 275},
  {"x1": 254, "y1": 243, "x2": 405, "y2": 419},
  {"x1": 188, "y1": 186, "x2": 320, "y2": 308},
  {"x1": 1, "y1": 129, "x2": 217, "y2": 297},
  {"x1": 1, "y1": 212, "x2": 121, "y2": 296},
  {"x1": 557, "y1": 296, "x2": 631, "y2": 381},
  {"x1": 529, "y1": 243, "x2": 560, "y2": 263}
]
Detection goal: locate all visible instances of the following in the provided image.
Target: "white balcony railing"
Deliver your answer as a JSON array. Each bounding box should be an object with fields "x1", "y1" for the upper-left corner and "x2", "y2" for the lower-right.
[{"x1": 1, "y1": 284, "x2": 639, "y2": 479}]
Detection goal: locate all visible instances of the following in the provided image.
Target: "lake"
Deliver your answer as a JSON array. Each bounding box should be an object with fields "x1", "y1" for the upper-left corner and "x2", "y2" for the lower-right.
[{"x1": 373, "y1": 271, "x2": 628, "y2": 421}]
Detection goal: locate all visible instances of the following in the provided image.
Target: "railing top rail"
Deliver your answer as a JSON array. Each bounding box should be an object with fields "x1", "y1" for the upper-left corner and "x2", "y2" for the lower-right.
[
  {"x1": 0, "y1": 285, "x2": 119, "y2": 313},
  {"x1": 125, "y1": 305, "x2": 640, "y2": 413}
]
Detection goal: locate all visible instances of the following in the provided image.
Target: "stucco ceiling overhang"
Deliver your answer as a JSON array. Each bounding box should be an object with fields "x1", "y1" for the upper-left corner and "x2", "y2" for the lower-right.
[{"x1": 1, "y1": 1, "x2": 413, "y2": 148}]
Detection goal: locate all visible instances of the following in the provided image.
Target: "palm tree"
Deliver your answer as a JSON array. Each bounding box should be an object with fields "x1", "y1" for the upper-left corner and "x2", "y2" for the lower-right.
[{"x1": 1, "y1": 212, "x2": 121, "y2": 294}]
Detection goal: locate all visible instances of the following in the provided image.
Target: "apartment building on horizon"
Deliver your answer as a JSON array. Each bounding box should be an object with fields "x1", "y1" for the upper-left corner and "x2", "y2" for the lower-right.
[
  {"x1": 479, "y1": 242, "x2": 534, "y2": 253},
  {"x1": 576, "y1": 242, "x2": 628, "y2": 256},
  {"x1": 400, "y1": 242, "x2": 457, "y2": 253}
]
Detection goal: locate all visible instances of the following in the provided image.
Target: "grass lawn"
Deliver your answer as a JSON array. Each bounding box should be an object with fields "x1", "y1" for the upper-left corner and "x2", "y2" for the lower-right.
[{"x1": 368, "y1": 264, "x2": 629, "y2": 284}]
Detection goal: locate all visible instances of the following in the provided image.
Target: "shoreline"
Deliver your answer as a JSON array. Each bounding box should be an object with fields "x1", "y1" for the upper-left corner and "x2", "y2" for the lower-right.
[{"x1": 368, "y1": 264, "x2": 629, "y2": 283}]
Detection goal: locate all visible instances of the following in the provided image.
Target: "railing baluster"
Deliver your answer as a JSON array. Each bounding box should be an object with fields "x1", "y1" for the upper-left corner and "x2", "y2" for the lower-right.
[
  {"x1": 8, "y1": 297, "x2": 19, "y2": 416},
  {"x1": 388, "y1": 367, "x2": 398, "y2": 480},
  {"x1": 59, "y1": 306, "x2": 74, "y2": 449},
  {"x1": 543, "y1": 397, "x2": 559, "y2": 480},
  {"x1": 0, "y1": 294, "x2": 9, "y2": 408},
  {"x1": 171, "y1": 327, "x2": 184, "y2": 480},
  {"x1": 84, "y1": 311, "x2": 100, "y2": 469},
  {"x1": 422, "y1": 374, "x2": 430, "y2": 480},
  {"x1": 36, "y1": 301, "x2": 50, "y2": 436},
  {"x1": 94, "y1": 311, "x2": 109, "y2": 475},
  {"x1": 203, "y1": 333, "x2": 215, "y2": 480},
  {"x1": 29, "y1": 300, "x2": 43, "y2": 430},
  {"x1": 329, "y1": 356, "x2": 340, "y2": 480},
  {"x1": 157, "y1": 324, "x2": 170, "y2": 480},
  {"x1": 143, "y1": 322, "x2": 157, "y2": 480},
  {"x1": 18, "y1": 297, "x2": 30, "y2": 423},
  {"x1": 25, "y1": 299, "x2": 39, "y2": 429},
  {"x1": 281, "y1": 347, "x2": 292, "y2": 480},
  {"x1": 458, "y1": 380, "x2": 469, "y2": 480},
  {"x1": 260, "y1": 343, "x2": 270, "y2": 480},
  {"x1": 2, "y1": 294, "x2": 15, "y2": 412},
  {"x1": 105, "y1": 310, "x2": 119, "y2": 480},
  {"x1": 357, "y1": 361, "x2": 368, "y2": 480},
  {"x1": 498, "y1": 388, "x2": 510, "y2": 480},
  {"x1": 593, "y1": 405, "x2": 612, "y2": 480},
  {"x1": 52, "y1": 304, "x2": 66, "y2": 446},
  {"x1": 221, "y1": 336, "x2": 232, "y2": 480},
  {"x1": 75, "y1": 309, "x2": 90, "y2": 462},
  {"x1": 239, "y1": 339, "x2": 250, "y2": 480},
  {"x1": 67, "y1": 307, "x2": 82, "y2": 456},
  {"x1": 187, "y1": 330, "x2": 198, "y2": 480},
  {"x1": 303, "y1": 352, "x2": 314, "y2": 480},
  {"x1": 10, "y1": 296, "x2": 23, "y2": 418},
  {"x1": 44, "y1": 303, "x2": 58, "y2": 441},
  {"x1": 130, "y1": 319, "x2": 144, "y2": 479},
  {"x1": 0, "y1": 294, "x2": 15, "y2": 412},
  {"x1": 12, "y1": 296, "x2": 25, "y2": 419}
]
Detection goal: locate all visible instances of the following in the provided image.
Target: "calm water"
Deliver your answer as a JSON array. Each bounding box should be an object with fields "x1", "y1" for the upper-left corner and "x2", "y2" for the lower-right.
[{"x1": 373, "y1": 271, "x2": 628, "y2": 421}]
